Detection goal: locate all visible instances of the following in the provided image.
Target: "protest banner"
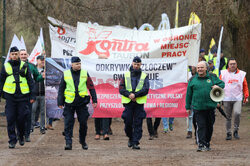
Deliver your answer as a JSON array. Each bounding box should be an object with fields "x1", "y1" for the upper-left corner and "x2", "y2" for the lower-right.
[
  {"x1": 46, "y1": 57, "x2": 188, "y2": 118},
  {"x1": 76, "y1": 22, "x2": 201, "y2": 66},
  {"x1": 48, "y1": 16, "x2": 77, "y2": 57}
]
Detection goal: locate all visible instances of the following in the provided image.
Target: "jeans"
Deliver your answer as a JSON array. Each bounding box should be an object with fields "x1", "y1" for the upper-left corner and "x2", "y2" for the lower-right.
[
  {"x1": 162, "y1": 118, "x2": 174, "y2": 130},
  {"x1": 187, "y1": 110, "x2": 194, "y2": 132},
  {"x1": 31, "y1": 96, "x2": 45, "y2": 129}
]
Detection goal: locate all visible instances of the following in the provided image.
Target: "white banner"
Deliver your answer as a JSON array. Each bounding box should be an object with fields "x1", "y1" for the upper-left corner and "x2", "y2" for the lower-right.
[
  {"x1": 48, "y1": 16, "x2": 77, "y2": 57},
  {"x1": 76, "y1": 23, "x2": 201, "y2": 66},
  {"x1": 5, "y1": 34, "x2": 21, "y2": 63}
]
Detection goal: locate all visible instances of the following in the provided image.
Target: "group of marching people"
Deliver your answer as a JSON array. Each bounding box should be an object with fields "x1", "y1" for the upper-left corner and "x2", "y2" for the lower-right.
[
  {"x1": 0, "y1": 47, "x2": 53, "y2": 148},
  {"x1": 0, "y1": 46, "x2": 248, "y2": 152}
]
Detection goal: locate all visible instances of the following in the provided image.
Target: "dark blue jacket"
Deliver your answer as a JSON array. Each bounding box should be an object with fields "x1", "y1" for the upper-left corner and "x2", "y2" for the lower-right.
[{"x1": 119, "y1": 66, "x2": 149, "y2": 103}]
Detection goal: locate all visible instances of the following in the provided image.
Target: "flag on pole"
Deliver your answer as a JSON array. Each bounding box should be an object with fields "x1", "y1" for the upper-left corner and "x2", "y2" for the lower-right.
[
  {"x1": 215, "y1": 26, "x2": 224, "y2": 70},
  {"x1": 40, "y1": 28, "x2": 46, "y2": 56},
  {"x1": 20, "y1": 36, "x2": 27, "y2": 50},
  {"x1": 4, "y1": 34, "x2": 21, "y2": 63},
  {"x1": 207, "y1": 38, "x2": 216, "y2": 60},
  {"x1": 158, "y1": 13, "x2": 171, "y2": 30},
  {"x1": 188, "y1": 12, "x2": 200, "y2": 25},
  {"x1": 175, "y1": 0, "x2": 179, "y2": 28},
  {"x1": 28, "y1": 37, "x2": 43, "y2": 64}
]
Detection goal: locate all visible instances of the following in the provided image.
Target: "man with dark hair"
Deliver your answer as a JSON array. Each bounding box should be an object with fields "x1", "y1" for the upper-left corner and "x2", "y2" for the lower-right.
[
  {"x1": 31, "y1": 55, "x2": 46, "y2": 134},
  {"x1": 58, "y1": 56, "x2": 97, "y2": 150},
  {"x1": 0, "y1": 47, "x2": 35, "y2": 148},
  {"x1": 220, "y1": 58, "x2": 249, "y2": 140},
  {"x1": 119, "y1": 56, "x2": 149, "y2": 150}
]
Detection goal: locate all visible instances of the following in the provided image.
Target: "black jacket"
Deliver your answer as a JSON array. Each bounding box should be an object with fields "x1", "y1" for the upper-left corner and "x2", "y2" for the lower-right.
[
  {"x1": 119, "y1": 66, "x2": 149, "y2": 103},
  {"x1": 0, "y1": 59, "x2": 35, "y2": 101},
  {"x1": 57, "y1": 68, "x2": 97, "y2": 106}
]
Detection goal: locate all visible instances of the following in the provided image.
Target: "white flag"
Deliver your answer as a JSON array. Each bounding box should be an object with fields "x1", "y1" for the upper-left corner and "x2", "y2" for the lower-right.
[
  {"x1": 40, "y1": 27, "x2": 46, "y2": 56},
  {"x1": 28, "y1": 37, "x2": 43, "y2": 64},
  {"x1": 158, "y1": 13, "x2": 171, "y2": 30},
  {"x1": 5, "y1": 34, "x2": 21, "y2": 63},
  {"x1": 20, "y1": 36, "x2": 27, "y2": 50},
  {"x1": 215, "y1": 26, "x2": 224, "y2": 70}
]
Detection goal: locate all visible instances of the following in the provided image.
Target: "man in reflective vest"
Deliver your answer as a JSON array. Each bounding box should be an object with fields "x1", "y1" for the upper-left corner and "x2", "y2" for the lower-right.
[
  {"x1": 0, "y1": 46, "x2": 35, "y2": 149},
  {"x1": 119, "y1": 56, "x2": 149, "y2": 150},
  {"x1": 207, "y1": 60, "x2": 219, "y2": 77},
  {"x1": 57, "y1": 56, "x2": 97, "y2": 150},
  {"x1": 220, "y1": 57, "x2": 249, "y2": 140}
]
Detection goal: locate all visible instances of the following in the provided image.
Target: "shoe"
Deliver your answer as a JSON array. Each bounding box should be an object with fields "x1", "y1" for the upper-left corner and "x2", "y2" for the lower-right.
[
  {"x1": 9, "y1": 143, "x2": 16, "y2": 149},
  {"x1": 65, "y1": 144, "x2": 72, "y2": 150},
  {"x1": 103, "y1": 134, "x2": 110, "y2": 140},
  {"x1": 149, "y1": 135, "x2": 154, "y2": 140},
  {"x1": 132, "y1": 144, "x2": 140, "y2": 150},
  {"x1": 163, "y1": 128, "x2": 168, "y2": 133},
  {"x1": 62, "y1": 131, "x2": 65, "y2": 136},
  {"x1": 34, "y1": 122, "x2": 40, "y2": 128},
  {"x1": 186, "y1": 131, "x2": 192, "y2": 139},
  {"x1": 226, "y1": 132, "x2": 232, "y2": 140},
  {"x1": 197, "y1": 145, "x2": 205, "y2": 152},
  {"x1": 169, "y1": 124, "x2": 173, "y2": 131},
  {"x1": 154, "y1": 130, "x2": 158, "y2": 138},
  {"x1": 40, "y1": 128, "x2": 46, "y2": 134},
  {"x1": 95, "y1": 134, "x2": 100, "y2": 140},
  {"x1": 0, "y1": 112, "x2": 6, "y2": 117},
  {"x1": 19, "y1": 137, "x2": 25, "y2": 146},
  {"x1": 25, "y1": 136, "x2": 31, "y2": 142},
  {"x1": 82, "y1": 143, "x2": 88, "y2": 150},
  {"x1": 46, "y1": 124, "x2": 54, "y2": 130},
  {"x1": 205, "y1": 146, "x2": 211, "y2": 151},
  {"x1": 30, "y1": 128, "x2": 34, "y2": 133},
  {"x1": 128, "y1": 140, "x2": 133, "y2": 148},
  {"x1": 233, "y1": 130, "x2": 240, "y2": 139}
]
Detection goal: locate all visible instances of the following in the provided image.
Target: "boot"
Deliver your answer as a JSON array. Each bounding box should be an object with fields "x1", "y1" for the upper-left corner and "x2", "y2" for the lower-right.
[
  {"x1": 225, "y1": 132, "x2": 232, "y2": 140},
  {"x1": 233, "y1": 130, "x2": 240, "y2": 139}
]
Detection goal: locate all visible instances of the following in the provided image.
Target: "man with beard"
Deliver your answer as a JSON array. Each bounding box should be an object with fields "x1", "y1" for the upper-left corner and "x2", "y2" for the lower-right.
[{"x1": 119, "y1": 56, "x2": 149, "y2": 150}]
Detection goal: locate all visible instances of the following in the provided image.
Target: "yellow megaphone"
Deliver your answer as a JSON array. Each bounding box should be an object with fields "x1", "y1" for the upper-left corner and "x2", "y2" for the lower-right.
[{"x1": 210, "y1": 87, "x2": 225, "y2": 102}]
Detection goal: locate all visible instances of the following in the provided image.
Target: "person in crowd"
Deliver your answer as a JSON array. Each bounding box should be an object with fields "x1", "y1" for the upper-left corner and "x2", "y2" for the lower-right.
[
  {"x1": 0, "y1": 46, "x2": 35, "y2": 148},
  {"x1": 220, "y1": 58, "x2": 249, "y2": 140},
  {"x1": 207, "y1": 60, "x2": 219, "y2": 77},
  {"x1": 31, "y1": 55, "x2": 46, "y2": 134},
  {"x1": 57, "y1": 56, "x2": 97, "y2": 150},
  {"x1": 162, "y1": 118, "x2": 174, "y2": 133},
  {"x1": 186, "y1": 61, "x2": 225, "y2": 152},
  {"x1": 94, "y1": 118, "x2": 110, "y2": 140},
  {"x1": 19, "y1": 49, "x2": 44, "y2": 142},
  {"x1": 119, "y1": 56, "x2": 149, "y2": 150},
  {"x1": 147, "y1": 118, "x2": 161, "y2": 139}
]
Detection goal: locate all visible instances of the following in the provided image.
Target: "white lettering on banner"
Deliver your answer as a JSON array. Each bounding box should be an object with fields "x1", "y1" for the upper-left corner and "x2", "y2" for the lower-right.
[
  {"x1": 99, "y1": 103, "x2": 124, "y2": 108},
  {"x1": 145, "y1": 103, "x2": 178, "y2": 108},
  {"x1": 97, "y1": 94, "x2": 122, "y2": 99}
]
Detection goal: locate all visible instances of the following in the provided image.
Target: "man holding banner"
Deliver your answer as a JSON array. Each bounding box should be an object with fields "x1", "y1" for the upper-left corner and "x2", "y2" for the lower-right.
[
  {"x1": 57, "y1": 57, "x2": 97, "y2": 150},
  {"x1": 119, "y1": 56, "x2": 149, "y2": 150}
]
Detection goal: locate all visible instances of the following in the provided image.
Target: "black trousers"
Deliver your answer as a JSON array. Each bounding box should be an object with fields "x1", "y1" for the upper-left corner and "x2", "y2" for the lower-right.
[
  {"x1": 95, "y1": 118, "x2": 109, "y2": 135},
  {"x1": 122, "y1": 102, "x2": 146, "y2": 145},
  {"x1": 25, "y1": 102, "x2": 32, "y2": 138},
  {"x1": 146, "y1": 118, "x2": 161, "y2": 136},
  {"x1": 194, "y1": 109, "x2": 215, "y2": 147},
  {"x1": 63, "y1": 105, "x2": 89, "y2": 145},
  {"x1": 5, "y1": 99, "x2": 29, "y2": 144}
]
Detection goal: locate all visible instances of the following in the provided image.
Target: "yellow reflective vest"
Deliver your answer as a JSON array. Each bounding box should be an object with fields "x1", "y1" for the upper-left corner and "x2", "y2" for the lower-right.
[
  {"x1": 64, "y1": 69, "x2": 88, "y2": 104},
  {"x1": 3, "y1": 61, "x2": 30, "y2": 94},
  {"x1": 121, "y1": 71, "x2": 147, "y2": 104},
  {"x1": 213, "y1": 57, "x2": 228, "y2": 70}
]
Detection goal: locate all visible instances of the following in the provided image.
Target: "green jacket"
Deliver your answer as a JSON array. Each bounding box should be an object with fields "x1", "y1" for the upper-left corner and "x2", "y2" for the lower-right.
[
  {"x1": 27, "y1": 62, "x2": 43, "y2": 82},
  {"x1": 185, "y1": 72, "x2": 225, "y2": 111}
]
